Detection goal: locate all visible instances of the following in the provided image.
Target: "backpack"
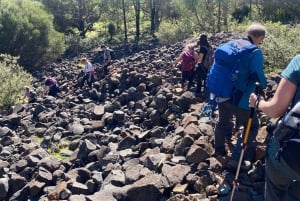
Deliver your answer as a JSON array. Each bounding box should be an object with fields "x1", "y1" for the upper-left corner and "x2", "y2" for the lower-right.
[
  {"x1": 271, "y1": 101, "x2": 300, "y2": 174},
  {"x1": 29, "y1": 90, "x2": 37, "y2": 99},
  {"x1": 106, "y1": 48, "x2": 115, "y2": 60},
  {"x1": 202, "y1": 45, "x2": 214, "y2": 69},
  {"x1": 206, "y1": 39, "x2": 257, "y2": 98},
  {"x1": 181, "y1": 50, "x2": 195, "y2": 72}
]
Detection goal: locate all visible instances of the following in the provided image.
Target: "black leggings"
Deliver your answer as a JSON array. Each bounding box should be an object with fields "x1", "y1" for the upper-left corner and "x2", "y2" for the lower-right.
[
  {"x1": 182, "y1": 71, "x2": 193, "y2": 89},
  {"x1": 196, "y1": 64, "x2": 208, "y2": 93}
]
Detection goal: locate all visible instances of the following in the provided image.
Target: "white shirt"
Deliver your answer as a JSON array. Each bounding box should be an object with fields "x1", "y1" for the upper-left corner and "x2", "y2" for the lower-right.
[{"x1": 84, "y1": 61, "x2": 93, "y2": 74}]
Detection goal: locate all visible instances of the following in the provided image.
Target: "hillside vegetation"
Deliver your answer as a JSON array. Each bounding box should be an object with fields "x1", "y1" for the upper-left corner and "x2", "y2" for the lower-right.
[{"x1": 1, "y1": 0, "x2": 300, "y2": 108}]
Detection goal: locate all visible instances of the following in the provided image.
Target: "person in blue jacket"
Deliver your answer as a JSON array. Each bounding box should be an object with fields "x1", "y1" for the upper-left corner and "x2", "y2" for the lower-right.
[
  {"x1": 213, "y1": 22, "x2": 267, "y2": 165},
  {"x1": 249, "y1": 55, "x2": 300, "y2": 201}
]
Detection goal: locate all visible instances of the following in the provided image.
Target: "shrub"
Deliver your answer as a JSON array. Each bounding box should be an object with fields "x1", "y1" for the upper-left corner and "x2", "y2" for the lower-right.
[
  {"x1": 262, "y1": 22, "x2": 300, "y2": 73},
  {"x1": 0, "y1": 0, "x2": 65, "y2": 70},
  {"x1": 0, "y1": 54, "x2": 34, "y2": 109},
  {"x1": 65, "y1": 34, "x2": 100, "y2": 56},
  {"x1": 156, "y1": 19, "x2": 194, "y2": 45}
]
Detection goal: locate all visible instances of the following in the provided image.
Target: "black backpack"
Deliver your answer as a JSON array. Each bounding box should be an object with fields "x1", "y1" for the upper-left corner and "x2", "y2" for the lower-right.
[{"x1": 272, "y1": 101, "x2": 300, "y2": 174}]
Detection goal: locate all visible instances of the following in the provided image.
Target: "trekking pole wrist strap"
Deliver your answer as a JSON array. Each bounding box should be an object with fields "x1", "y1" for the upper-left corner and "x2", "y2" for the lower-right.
[{"x1": 255, "y1": 97, "x2": 260, "y2": 110}]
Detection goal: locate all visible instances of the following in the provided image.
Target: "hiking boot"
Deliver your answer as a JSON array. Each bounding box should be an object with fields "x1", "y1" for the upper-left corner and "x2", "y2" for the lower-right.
[
  {"x1": 227, "y1": 159, "x2": 252, "y2": 172},
  {"x1": 218, "y1": 182, "x2": 231, "y2": 196},
  {"x1": 213, "y1": 150, "x2": 227, "y2": 158}
]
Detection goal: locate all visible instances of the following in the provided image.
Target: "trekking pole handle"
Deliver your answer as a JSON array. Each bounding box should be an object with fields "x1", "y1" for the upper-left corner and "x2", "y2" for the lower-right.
[
  {"x1": 254, "y1": 82, "x2": 261, "y2": 110},
  {"x1": 242, "y1": 82, "x2": 260, "y2": 145},
  {"x1": 254, "y1": 82, "x2": 261, "y2": 98}
]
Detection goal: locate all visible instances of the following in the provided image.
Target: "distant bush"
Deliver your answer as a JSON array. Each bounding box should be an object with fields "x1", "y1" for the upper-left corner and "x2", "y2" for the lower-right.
[
  {"x1": 0, "y1": 0, "x2": 65, "y2": 70},
  {"x1": 0, "y1": 54, "x2": 33, "y2": 109},
  {"x1": 156, "y1": 19, "x2": 194, "y2": 45},
  {"x1": 261, "y1": 22, "x2": 300, "y2": 73},
  {"x1": 65, "y1": 34, "x2": 100, "y2": 55}
]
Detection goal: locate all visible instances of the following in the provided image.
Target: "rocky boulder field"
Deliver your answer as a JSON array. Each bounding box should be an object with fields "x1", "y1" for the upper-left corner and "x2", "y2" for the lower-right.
[{"x1": 0, "y1": 33, "x2": 280, "y2": 201}]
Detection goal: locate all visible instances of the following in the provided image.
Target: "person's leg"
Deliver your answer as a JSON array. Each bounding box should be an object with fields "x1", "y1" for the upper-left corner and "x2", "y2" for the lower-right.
[
  {"x1": 87, "y1": 74, "x2": 94, "y2": 88},
  {"x1": 103, "y1": 63, "x2": 110, "y2": 76},
  {"x1": 214, "y1": 100, "x2": 233, "y2": 155},
  {"x1": 48, "y1": 86, "x2": 55, "y2": 96},
  {"x1": 196, "y1": 65, "x2": 203, "y2": 93},
  {"x1": 181, "y1": 71, "x2": 188, "y2": 88},
  {"x1": 265, "y1": 173, "x2": 288, "y2": 201},
  {"x1": 230, "y1": 106, "x2": 259, "y2": 161},
  {"x1": 187, "y1": 71, "x2": 193, "y2": 89},
  {"x1": 288, "y1": 181, "x2": 300, "y2": 201},
  {"x1": 264, "y1": 136, "x2": 300, "y2": 201},
  {"x1": 79, "y1": 75, "x2": 87, "y2": 88},
  {"x1": 265, "y1": 149, "x2": 290, "y2": 201}
]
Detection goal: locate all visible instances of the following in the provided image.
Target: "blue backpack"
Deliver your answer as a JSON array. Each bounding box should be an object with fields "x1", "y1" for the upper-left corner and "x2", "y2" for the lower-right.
[{"x1": 206, "y1": 39, "x2": 257, "y2": 98}]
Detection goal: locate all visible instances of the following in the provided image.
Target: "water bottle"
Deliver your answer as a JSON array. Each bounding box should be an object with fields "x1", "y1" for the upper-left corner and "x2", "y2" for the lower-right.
[{"x1": 273, "y1": 102, "x2": 300, "y2": 142}]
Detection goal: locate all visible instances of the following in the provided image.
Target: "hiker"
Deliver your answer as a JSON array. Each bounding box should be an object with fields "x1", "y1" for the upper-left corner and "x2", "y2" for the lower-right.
[
  {"x1": 101, "y1": 44, "x2": 112, "y2": 76},
  {"x1": 79, "y1": 57, "x2": 94, "y2": 88},
  {"x1": 196, "y1": 34, "x2": 212, "y2": 96},
  {"x1": 44, "y1": 77, "x2": 60, "y2": 97},
  {"x1": 249, "y1": 55, "x2": 300, "y2": 201},
  {"x1": 173, "y1": 43, "x2": 199, "y2": 90},
  {"x1": 213, "y1": 22, "x2": 267, "y2": 166},
  {"x1": 24, "y1": 86, "x2": 37, "y2": 103}
]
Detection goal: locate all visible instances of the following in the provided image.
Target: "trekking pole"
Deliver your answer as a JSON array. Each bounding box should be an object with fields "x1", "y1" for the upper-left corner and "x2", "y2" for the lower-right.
[{"x1": 229, "y1": 82, "x2": 260, "y2": 201}]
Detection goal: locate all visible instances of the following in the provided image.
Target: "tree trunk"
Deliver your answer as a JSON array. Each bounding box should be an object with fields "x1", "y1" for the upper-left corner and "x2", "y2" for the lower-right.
[
  {"x1": 78, "y1": 0, "x2": 85, "y2": 37},
  {"x1": 133, "y1": 0, "x2": 140, "y2": 45},
  {"x1": 122, "y1": 0, "x2": 128, "y2": 43},
  {"x1": 217, "y1": 0, "x2": 221, "y2": 33},
  {"x1": 150, "y1": 0, "x2": 155, "y2": 36}
]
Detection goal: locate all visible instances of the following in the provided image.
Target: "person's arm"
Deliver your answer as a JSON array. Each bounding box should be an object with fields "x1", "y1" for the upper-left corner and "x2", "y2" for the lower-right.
[
  {"x1": 173, "y1": 52, "x2": 183, "y2": 66},
  {"x1": 250, "y1": 49, "x2": 267, "y2": 88},
  {"x1": 198, "y1": 53, "x2": 204, "y2": 63},
  {"x1": 197, "y1": 46, "x2": 206, "y2": 63},
  {"x1": 250, "y1": 77, "x2": 296, "y2": 118},
  {"x1": 193, "y1": 52, "x2": 199, "y2": 63},
  {"x1": 89, "y1": 64, "x2": 94, "y2": 79}
]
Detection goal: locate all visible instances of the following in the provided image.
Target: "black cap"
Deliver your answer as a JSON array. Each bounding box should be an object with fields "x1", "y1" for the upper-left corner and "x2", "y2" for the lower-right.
[{"x1": 100, "y1": 44, "x2": 106, "y2": 48}]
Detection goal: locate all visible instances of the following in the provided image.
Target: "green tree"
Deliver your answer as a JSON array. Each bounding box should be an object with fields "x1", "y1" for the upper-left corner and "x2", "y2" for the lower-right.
[
  {"x1": 260, "y1": 0, "x2": 300, "y2": 24},
  {"x1": 0, "y1": 54, "x2": 33, "y2": 109},
  {"x1": 41, "y1": 0, "x2": 105, "y2": 37},
  {"x1": 0, "y1": 0, "x2": 65, "y2": 69}
]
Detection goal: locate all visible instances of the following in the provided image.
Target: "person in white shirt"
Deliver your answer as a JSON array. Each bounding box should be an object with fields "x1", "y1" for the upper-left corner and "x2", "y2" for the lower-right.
[{"x1": 79, "y1": 57, "x2": 94, "y2": 88}]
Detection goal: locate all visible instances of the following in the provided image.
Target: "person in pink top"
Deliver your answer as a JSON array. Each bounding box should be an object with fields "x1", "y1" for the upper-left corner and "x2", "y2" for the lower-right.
[{"x1": 173, "y1": 43, "x2": 199, "y2": 90}]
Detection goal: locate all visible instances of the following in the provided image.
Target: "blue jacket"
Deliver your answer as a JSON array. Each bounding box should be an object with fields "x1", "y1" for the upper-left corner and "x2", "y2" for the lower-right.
[{"x1": 236, "y1": 47, "x2": 267, "y2": 110}]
